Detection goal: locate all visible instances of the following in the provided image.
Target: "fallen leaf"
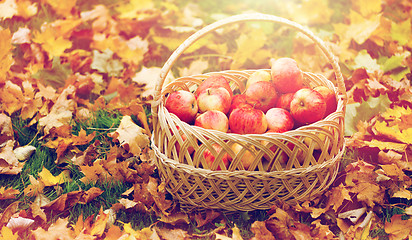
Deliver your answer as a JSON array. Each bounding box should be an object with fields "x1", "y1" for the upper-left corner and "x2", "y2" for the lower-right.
[
  {"x1": 0, "y1": 113, "x2": 14, "y2": 144},
  {"x1": 0, "y1": 226, "x2": 19, "y2": 240},
  {"x1": 38, "y1": 167, "x2": 71, "y2": 186},
  {"x1": 0, "y1": 81, "x2": 24, "y2": 115},
  {"x1": 0, "y1": 201, "x2": 19, "y2": 228},
  {"x1": 131, "y1": 66, "x2": 175, "y2": 100},
  {"x1": 250, "y1": 221, "x2": 275, "y2": 240},
  {"x1": 0, "y1": 187, "x2": 19, "y2": 200},
  {"x1": 108, "y1": 115, "x2": 150, "y2": 155},
  {"x1": 0, "y1": 29, "x2": 13, "y2": 83},
  {"x1": 385, "y1": 214, "x2": 412, "y2": 240},
  {"x1": 0, "y1": 140, "x2": 19, "y2": 167},
  {"x1": 0, "y1": 0, "x2": 18, "y2": 20},
  {"x1": 38, "y1": 85, "x2": 76, "y2": 135},
  {"x1": 30, "y1": 217, "x2": 75, "y2": 240}
]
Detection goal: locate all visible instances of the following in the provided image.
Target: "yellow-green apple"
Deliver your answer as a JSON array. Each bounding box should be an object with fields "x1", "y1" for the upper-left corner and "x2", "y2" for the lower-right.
[
  {"x1": 229, "y1": 106, "x2": 268, "y2": 134},
  {"x1": 165, "y1": 90, "x2": 198, "y2": 124},
  {"x1": 313, "y1": 86, "x2": 337, "y2": 117},
  {"x1": 265, "y1": 108, "x2": 294, "y2": 133},
  {"x1": 195, "y1": 110, "x2": 229, "y2": 132},
  {"x1": 229, "y1": 143, "x2": 257, "y2": 170},
  {"x1": 271, "y1": 57, "x2": 304, "y2": 93},
  {"x1": 290, "y1": 88, "x2": 326, "y2": 126},
  {"x1": 195, "y1": 75, "x2": 233, "y2": 98},
  {"x1": 275, "y1": 92, "x2": 295, "y2": 111},
  {"x1": 246, "y1": 69, "x2": 271, "y2": 89},
  {"x1": 245, "y1": 81, "x2": 278, "y2": 113},
  {"x1": 228, "y1": 94, "x2": 260, "y2": 115},
  {"x1": 203, "y1": 144, "x2": 230, "y2": 170},
  {"x1": 197, "y1": 87, "x2": 232, "y2": 114}
]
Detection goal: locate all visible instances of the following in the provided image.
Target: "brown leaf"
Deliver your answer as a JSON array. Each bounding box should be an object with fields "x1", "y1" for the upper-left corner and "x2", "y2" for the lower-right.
[
  {"x1": 30, "y1": 203, "x2": 47, "y2": 222},
  {"x1": 0, "y1": 113, "x2": 14, "y2": 145},
  {"x1": 155, "y1": 227, "x2": 189, "y2": 240},
  {"x1": 38, "y1": 85, "x2": 77, "y2": 135},
  {"x1": 250, "y1": 221, "x2": 275, "y2": 240},
  {"x1": 78, "y1": 187, "x2": 104, "y2": 204},
  {"x1": 24, "y1": 175, "x2": 45, "y2": 197},
  {"x1": 30, "y1": 217, "x2": 76, "y2": 240},
  {"x1": 0, "y1": 186, "x2": 19, "y2": 200},
  {"x1": 0, "y1": 201, "x2": 19, "y2": 228},
  {"x1": 108, "y1": 115, "x2": 150, "y2": 155},
  {"x1": 195, "y1": 210, "x2": 222, "y2": 228}
]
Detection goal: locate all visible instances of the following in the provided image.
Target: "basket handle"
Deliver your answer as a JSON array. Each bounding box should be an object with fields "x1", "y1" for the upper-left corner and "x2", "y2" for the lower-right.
[{"x1": 152, "y1": 13, "x2": 346, "y2": 114}]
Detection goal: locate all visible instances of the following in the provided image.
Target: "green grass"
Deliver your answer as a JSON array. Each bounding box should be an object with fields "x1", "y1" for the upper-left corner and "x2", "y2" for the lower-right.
[{"x1": 1, "y1": 110, "x2": 157, "y2": 230}]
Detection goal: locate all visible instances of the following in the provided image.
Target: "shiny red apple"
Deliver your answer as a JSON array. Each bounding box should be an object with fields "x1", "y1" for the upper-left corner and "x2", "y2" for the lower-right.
[
  {"x1": 195, "y1": 110, "x2": 229, "y2": 133},
  {"x1": 271, "y1": 57, "x2": 304, "y2": 93},
  {"x1": 197, "y1": 87, "x2": 232, "y2": 114},
  {"x1": 290, "y1": 88, "x2": 326, "y2": 126},
  {"x1": 165, "y1": 90, "x2": 198, "y2": 124},
  {"x1": 245, "y1": 81, "x2": 278, "y2": 113},
  {"x1": 265, "y1": 108, "x2": 294, "y2": 133},
  {"x1": 313, "y1": 86, "x2": 337, "y2": 117},
  {"x1": 229, "y1": 106, "x2": 268, "y2": 134},
  {"x1": 195, "y1": 75, "x2": 233, "y2": 98},
  {"x1": 228, "y1": 94, "x2": 260, "y2": 115},
  {"x1": 275, "y1": 92, "x2": 295, "y2": 111}
]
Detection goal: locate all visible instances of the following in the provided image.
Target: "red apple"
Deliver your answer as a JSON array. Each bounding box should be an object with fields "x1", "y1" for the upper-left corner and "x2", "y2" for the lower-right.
[
  {"x1": 271, "y1": 57, "x2": 304, "y2": 93},
  {"x1": 265, "y1": 108, "x2": 294, "y2": 133},
  {"x1": 203, "y1": 144, "x2": 230, "y2": 170},
  {"x1": 228, "y1": 94, "x2": 260, "y2": 115},
  {"x1": 195, "y1": 110, "x2": 229, "y2": 132},
  {"x1": 195, "y1": 75, "x2": 233, "y2": 98},
  {"x1": 290, "y1": 88, "x2": 326, "y2": 125},
  {"x1": 275, "y1": 92, "x2": 295, "y2": 111},
  {"x1": 229, "y1": 143, "x2": 257, "y2": 170},
  {"x1": 313, "y1": 86, "x2": 337, "y2": 117},
  {"x1": 246, "y1": 69, "x2": 271, "y2": 89},
  {"x1": 245, "y1": 81, "x2": 278, "y2": 113},
  {"x1": 165, "y1": 90, "x2": 198, "y2": 124},
  {"x1": 229, "y1": 107, "x2": 268, "y2": 134},
  {"x1": 197, "y1": 87, "x2": 232, "y2": 114}
]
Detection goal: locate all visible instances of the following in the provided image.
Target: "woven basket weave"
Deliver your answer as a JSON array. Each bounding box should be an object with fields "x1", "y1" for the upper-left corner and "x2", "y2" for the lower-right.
[{"x1": 151, "y1": 13, "x2": 347, "y2": 212}]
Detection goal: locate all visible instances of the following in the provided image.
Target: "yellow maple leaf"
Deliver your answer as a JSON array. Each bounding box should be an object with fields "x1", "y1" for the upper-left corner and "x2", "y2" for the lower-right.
[
  {"x1": 16, "y1": 0, "x2": 37, "y2": 19},
  {"x1": 38, "y1": 167, "x2": 71, "y2": 186},
  {"x1": 115, "y1": 0, "x2": 153, "y2": 19},
  {"x1": 0, "y1": 226, "x2": 19, "y2": 240},
  {"x1": 43, "y1": 0, "x2": 76, "y2": 17},
  {"x1": 0, "y1": 29, "x2": 14, "y2": 83},
  {"x1": 90, "y1": 208, "x2": 109, "y2": 237},
  {"x1": 333, "y1": 10, "x2": 381, "y2": 61},
  {"x1": 231, "y1": 28, "x2": 267, "y2": 69},
  {"x1": 374, "y1": 120, "x2": 412, "y2": 144},
  {"x1": 351, "y1": 0, "x2": 382, "y2": 17},
  {"x1": 33, "y1": 26, "x2": 72, "y2": 57},
  {"x1": 285, "y1": 0, "x2": 334, "y2": 25}
]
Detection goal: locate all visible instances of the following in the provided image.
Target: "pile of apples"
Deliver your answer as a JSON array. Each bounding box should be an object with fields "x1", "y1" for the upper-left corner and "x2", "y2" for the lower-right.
[{"x1": 164, "y1": 57, "x2": 337, "y2": 170}]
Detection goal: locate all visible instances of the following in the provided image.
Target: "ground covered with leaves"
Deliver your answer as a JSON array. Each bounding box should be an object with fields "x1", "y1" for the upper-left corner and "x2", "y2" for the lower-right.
[{"x1": 0, "y1": 0, "x2": 411, "y2": 239}]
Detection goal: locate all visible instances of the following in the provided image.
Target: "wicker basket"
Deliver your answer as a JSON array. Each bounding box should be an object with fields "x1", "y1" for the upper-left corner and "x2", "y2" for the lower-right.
[{"x1": 151, "y1": 13, "x2": 347, "y2": 212}]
